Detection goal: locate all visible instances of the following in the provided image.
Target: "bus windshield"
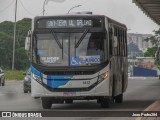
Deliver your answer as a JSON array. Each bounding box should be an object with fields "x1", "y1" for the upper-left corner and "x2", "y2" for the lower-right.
[{"x1": 35, "y1": 32, "x2": 106, "y2": 66}]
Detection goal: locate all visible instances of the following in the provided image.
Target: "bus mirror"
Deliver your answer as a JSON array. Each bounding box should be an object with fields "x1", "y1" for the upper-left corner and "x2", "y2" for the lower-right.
[
  {"x1": 25, "y1": 36, "x2": 30, "y2": 51},
  {"x1": 113, "y1": 36, "x2": 118, "y2": 47}
]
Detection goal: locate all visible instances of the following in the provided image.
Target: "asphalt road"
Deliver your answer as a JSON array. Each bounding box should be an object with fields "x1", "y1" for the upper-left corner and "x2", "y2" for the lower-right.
[{"x1": 0, "y1": 78, "x2": 160, "y2": 120}]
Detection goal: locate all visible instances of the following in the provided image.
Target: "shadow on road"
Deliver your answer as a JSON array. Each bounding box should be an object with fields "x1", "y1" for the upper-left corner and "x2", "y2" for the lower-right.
[{"x1": 50, "y1": 100, "x2": 154, "y2": 111}]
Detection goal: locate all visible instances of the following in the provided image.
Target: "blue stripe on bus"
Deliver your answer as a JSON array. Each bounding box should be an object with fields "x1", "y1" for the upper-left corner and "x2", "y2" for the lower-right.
[
  {"x1": 30, "y1": 65, "x2": 41, "y2": 76},
  {"x1": 30, "y1": 65, "x2": 73, "y2": 88},
  {"x1": 47, "y1": 79, "x2": 69, "y2": 88},
  {"x1": 47, "y1": 75, "x2": 73, "y2": 79},
  {"x1": 47, "y1": 75, "x2": 73, "y2": 88}
]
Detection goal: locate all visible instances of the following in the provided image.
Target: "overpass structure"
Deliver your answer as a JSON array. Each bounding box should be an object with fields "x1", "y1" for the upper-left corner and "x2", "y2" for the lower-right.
[{"x1": 133, "y1": 0, "x2": 160, "y2": 25}]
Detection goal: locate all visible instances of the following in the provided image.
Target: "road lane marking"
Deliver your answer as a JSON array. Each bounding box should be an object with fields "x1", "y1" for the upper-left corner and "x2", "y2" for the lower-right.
[
  {"x1": 136, "y1": 99, "x2": 160, "y2": 120},
  {"x1": 144, "y1": 99, "x2": 160, "y2": 111}
]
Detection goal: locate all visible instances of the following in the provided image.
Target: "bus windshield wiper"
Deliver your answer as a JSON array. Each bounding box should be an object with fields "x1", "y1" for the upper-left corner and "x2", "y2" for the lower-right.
[
  {"x1": 51, "y1": 31, "x2": 63, "y2": 49},
  {"x1": 75, "y1": 29, "x2": 89, "y2": 48},
  {"x1": 34, "y1": 34, "x2": 41, "y2": 64}
]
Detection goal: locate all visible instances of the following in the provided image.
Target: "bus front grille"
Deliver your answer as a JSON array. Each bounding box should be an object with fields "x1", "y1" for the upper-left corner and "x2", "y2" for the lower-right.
[
  {"x1": 44, "y1": 71, "x2": 95, "y2": 75},
  {"x1": 43, "y1": 82, "x2": 98, "y2": 92}
]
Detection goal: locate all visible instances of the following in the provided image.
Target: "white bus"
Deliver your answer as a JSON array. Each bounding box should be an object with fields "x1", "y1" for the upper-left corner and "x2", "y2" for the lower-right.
[{"x1": 26, "y1": 13, "x2": 128, "y2": 109}]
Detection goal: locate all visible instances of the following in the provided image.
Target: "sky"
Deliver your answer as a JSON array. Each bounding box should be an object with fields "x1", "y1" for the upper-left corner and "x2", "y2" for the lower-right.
[{"x1": 0, "y1": 0, "x2": 159, "y2": 34}]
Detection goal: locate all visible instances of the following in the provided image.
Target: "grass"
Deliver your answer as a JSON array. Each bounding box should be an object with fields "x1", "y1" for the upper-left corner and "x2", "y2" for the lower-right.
[{"x1": 4, "y1": 70, "x2": 25, "y2": 80}]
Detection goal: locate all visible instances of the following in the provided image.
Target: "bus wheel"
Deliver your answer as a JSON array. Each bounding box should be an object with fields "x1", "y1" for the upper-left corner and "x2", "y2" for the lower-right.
[
  {"x1": 65, "y1": 99, "x2": 73, "y2": 104},
  {"x1": 2, "y1": 80, "x2": 5, "y2": 86},
  {"x1": 100, "y1": 98, "x2": 110, "y2": 108},
  {"x1": 41, "y1": 98, "x2": 52, "y2": 109},
  {"x1": 24, "y1": 90, "x2": 28, "y2": 93},
  {"x1": 114, "y1": 94, "x2": 123, "y2": 103}
]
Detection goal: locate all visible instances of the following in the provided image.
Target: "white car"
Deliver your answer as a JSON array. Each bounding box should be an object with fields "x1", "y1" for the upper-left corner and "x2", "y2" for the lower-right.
[{"x1": 0, "y1": 67, "x2": 5, "y2": 86}]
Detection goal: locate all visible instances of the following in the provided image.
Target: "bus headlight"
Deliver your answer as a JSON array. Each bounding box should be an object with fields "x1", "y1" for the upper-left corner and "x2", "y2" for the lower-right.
[
  {"x1": 32, "y1": 73, "x2": 41, "y2": 81},
  {"x1": 24, "y1": 77, "x2": 30, "y2": 82},
  {"x1": 98, "y1": 72, "x2": 109, "y2": 83}
]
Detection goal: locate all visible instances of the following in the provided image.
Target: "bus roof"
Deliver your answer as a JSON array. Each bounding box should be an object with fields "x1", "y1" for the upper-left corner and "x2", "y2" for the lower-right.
[
  {"x1": 35, "y1": 14, "x2": 125, "y2": 23},
  {"x1": 34, "y1": 13, "x2": 127, "y2": 29},
  {"x1": 34, "y1": 14, "x2": 105, "y2": 20}
]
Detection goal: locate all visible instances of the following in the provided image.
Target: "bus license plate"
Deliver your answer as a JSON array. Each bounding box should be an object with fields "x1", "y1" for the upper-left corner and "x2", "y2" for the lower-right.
[{"x1": 63, "y1": 92, "x2": 76, "y2": 96}]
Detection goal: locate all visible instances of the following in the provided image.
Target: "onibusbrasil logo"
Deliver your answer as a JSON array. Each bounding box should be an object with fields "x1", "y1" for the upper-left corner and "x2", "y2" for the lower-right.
[{"x1": 1, "y1": 112, "x2": 42, "y2": 118}]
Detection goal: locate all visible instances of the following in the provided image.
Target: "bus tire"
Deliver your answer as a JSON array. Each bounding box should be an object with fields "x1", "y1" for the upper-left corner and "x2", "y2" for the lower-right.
[
  {"x1": 65, "y1": 99, "x2": 73, "y2": 104},
  {"x1": 41, "y1": 98, "x2": 52, "y2": 109},
  {"x1": 2, "y1": 78, "x2": 5, "y2": 86},
  {"x1": 24, "y1": 90, "x2": 28, "y2": 93},
  {"x1": 2, "y1": 82, "x2": 4, "y2": 86},
  {"x1": 115, "y1": 94, "x2": 123, "y2": 103},
  {"x1": 100, "y1": 98, "x2": 110, "y2": 108}
]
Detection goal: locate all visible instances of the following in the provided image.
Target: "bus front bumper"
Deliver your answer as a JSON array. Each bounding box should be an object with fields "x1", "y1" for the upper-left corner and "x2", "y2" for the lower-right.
[{"x1": 31, "y1": 78, "x2": 111, "y2": 98}]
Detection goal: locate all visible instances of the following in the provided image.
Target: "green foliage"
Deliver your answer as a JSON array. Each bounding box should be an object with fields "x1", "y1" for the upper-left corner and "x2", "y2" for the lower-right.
[
  {"x1": 0, "y1": 18, "x2": 31, "y2": 70},
  {"x1": 15, "y1": 47, "x2": 30, "y2": 70},
  {"x1": 144, "y1": 28, "x2": 160, "y2": 47},
  {"x1": 5, "y1": 70, "x2": 24, "y2": 80},
  {"x1": 144, "y1": 47, "x2": 157, "y2": 57}
]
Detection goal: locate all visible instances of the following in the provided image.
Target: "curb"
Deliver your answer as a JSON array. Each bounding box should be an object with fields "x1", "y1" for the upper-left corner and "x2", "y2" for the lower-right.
[
  {"x1": 136, "y1": 99, "x2": 160, "y2": 120},
  {"x1": 129, "y1": 77, "x2": 158, "y2": 79}
]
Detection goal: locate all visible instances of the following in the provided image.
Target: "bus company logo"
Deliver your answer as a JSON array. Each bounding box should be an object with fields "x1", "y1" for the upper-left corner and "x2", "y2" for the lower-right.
[{"x1": 2, "y1": 112, "x2": 11, "y2": 117}]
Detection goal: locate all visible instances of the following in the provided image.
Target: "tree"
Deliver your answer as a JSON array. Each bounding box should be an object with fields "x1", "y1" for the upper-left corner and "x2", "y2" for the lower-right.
[
  {"x1": 15, "y1": 47, "x2": 30, "y2": 70},
  {"x1": 145, "y1": 28, "x2": 160, "y2": 71},
  {"x1": 145, "y1": 28, "x2": 160, "y2": 47},
  {"x1": 144, "y1": 47, "x2": 157, "y2": 57},
  {"x1": 0, "y1": 18, "x2": 31, "y2": 70},
  {"x1": 0, "y1": 32, "x2": 13, "y2": 69}
]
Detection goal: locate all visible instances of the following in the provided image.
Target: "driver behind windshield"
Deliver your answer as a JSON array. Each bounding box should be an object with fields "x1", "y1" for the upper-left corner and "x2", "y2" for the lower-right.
[{"x1": 87, "y1": 40, "x2": 104, "y2": 61}]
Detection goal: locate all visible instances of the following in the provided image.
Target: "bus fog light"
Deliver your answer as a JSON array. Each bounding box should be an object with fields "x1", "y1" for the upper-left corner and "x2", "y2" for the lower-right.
[
  {"x1": 32, "y1": 73, "x2": 41, "y2": 81},
  {"x1": 98, "y1": 72, "x2": 109, "y2": 83}
]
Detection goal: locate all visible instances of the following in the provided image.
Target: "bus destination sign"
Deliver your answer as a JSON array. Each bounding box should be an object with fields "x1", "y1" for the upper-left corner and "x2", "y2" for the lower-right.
[
  {"x1": 37, "y1": 19, "x2": 94, "y2": 28},
  {"x1": 46, "y1": 19, "x2": 92, "y2": 28}
]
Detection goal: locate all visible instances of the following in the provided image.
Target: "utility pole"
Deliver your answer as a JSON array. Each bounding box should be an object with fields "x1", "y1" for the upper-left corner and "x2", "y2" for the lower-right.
[
  {"x1": 12, "y1": 0, "x2": 17, "y2": 70},
  {"x1": 43, "y1": 0, "x2": 47, "y2": 16}
]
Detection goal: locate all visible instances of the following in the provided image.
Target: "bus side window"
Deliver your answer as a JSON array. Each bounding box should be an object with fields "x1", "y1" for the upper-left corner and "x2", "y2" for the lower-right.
[
  {"x1": 123, "y1": 31, "x2": 126, "y2": 57},
  {"x1": 120, "y1": 29, "x2": 123, "y2": 56},
  {"x1": 114, "y1": 26, "x2": 117, "y2": 56},
  {"x1": 124, "y1": 31, "x2": 127, "y2": 57},
  {"x1": 117, "y1": 29, "x2": 119, "y2": 56},
  {"x1": 109, "y1": 27, "x2": 113, "y2": 56}
]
